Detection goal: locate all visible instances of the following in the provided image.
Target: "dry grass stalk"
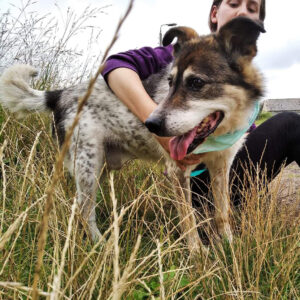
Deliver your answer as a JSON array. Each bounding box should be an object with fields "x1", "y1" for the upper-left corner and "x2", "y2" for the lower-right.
[
  {"x1": 0, "y1": 140, "x2": 7, "y2": 236},
  {"x1": 0, "y1": 281, "x2": 50, "y2": 298},
  {"x1": 157, "y1": 239, "x2": 166, "y2": 300},
  {"x1": 137, "y1": 279, "x2": 156, "y2": 300},
  {"x1": 0, "y1": 197, "x2": 45, "y2": 276},
  {"x1": 110, "y1": 171, "x2": 142, "y2": 300},
  {"x1": 0, "y1": 116, "x2": 10, "y2": 136},
  {"x1": 228, "y1": 242, "x2": 244, "y2": 298},
  {"x1": 111, "y1": 172, "x2": 121, "y2": 294},
  {"x1": 18, "y1": 131, "x2": 41, "y2": 209},
  {"x1": 0, "y1": 212, "x2": 27, "y2": 255},
  {"x1": 31, "y1": 0, "x2": 134, "y2": 298},
  {"x1": 50, "y1": 197, "x2": 77, "y2": 300},
  {"x1": 117, "y1": 234, "x2": 141, "y2": 292},
  {"x1": 62, "y1": 191, "x2": 141, "y2": 295},
  {"x1": 0, "y1": 197, "x2": 44, "y2": 252},
  {"x1": 111, "y1": 234, "x2": 141, "y2": 300},
  {"x1": 86, "y1": 239, "x2": 114, "y2": 300}
]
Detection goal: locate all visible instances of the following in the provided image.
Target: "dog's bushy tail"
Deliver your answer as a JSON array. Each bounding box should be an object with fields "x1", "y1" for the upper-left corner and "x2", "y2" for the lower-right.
[{"x1": 0, "y1": 64, "x2": 50, "y2": 116}]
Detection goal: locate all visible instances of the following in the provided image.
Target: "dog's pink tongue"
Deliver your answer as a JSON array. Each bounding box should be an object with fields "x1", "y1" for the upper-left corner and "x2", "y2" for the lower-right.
[{"x1": 169, "y1": 127, "x2": 198, "y2": 160}]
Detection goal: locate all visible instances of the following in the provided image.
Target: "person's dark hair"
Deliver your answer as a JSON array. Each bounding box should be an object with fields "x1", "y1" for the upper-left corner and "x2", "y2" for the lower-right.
[{"x1": 209, "y1": 0, "x2": 266, "y2": 32}]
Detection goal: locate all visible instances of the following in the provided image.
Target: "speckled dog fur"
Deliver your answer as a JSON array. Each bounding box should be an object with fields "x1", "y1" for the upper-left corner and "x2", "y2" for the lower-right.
[{"x1": 0, "y1": 17, "x2": 265, "y2": 251}]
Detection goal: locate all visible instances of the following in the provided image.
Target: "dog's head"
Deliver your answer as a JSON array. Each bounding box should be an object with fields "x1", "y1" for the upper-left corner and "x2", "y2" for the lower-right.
[{"x1": 145, "y1": 17, "x2": 265, "y2": 160}]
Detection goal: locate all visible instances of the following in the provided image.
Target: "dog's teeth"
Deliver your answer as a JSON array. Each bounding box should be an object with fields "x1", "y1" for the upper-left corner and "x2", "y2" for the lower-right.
[
  {"x1": 197, "y1": 117, "x2": 210, "y2": 133},
  {"x1": 203, "y1": 117, "x2": 209, "y2": 124},
  {"x1": 197, "y1": 124, "x2": 204, "y2": 132}
]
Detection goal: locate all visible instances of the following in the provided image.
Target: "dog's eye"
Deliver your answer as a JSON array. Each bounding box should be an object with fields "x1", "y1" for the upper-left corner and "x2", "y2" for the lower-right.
[
  {"x1": 167, "y1": 76, "x2": 173, "y2": 87},
  {"x1": 186, "y1": 77, "x2": 204, "y2": 91}
]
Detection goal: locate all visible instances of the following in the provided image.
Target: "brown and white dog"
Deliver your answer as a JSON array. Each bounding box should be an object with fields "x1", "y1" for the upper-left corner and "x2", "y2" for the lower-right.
[{"x1": 0, "y1": 17, "x2": 265, "y2": 253}]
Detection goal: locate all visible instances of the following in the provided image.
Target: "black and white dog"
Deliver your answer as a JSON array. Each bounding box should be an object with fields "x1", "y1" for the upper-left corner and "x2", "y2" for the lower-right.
[{"x1": 0, "y1": 17, "x2": 264, "y2": 252}]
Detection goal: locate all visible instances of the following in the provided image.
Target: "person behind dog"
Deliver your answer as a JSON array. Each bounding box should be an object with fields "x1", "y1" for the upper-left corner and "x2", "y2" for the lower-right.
[{"x1": 102, "y1": 0, "x2": 300, "y2": 206}]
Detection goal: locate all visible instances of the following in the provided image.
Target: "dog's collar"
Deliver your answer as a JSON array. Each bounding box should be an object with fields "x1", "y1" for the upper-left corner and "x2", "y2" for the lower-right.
[{"x1": 190, "y1": 101, "x2": 260, "y2": 174}]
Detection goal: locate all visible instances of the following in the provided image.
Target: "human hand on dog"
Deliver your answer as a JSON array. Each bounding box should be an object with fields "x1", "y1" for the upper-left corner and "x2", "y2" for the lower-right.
[
  {"x1": 155, "y1": 136, "x2": 203, "y2": 171},
  {"x1": 175, "y1": 153, "x2": 204, "y2": 171}
]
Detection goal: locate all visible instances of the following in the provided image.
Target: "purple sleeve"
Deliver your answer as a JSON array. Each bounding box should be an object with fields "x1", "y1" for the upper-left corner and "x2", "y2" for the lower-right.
[{"x1": 102, "y1": 45, "x2": 173, "y2": 83}]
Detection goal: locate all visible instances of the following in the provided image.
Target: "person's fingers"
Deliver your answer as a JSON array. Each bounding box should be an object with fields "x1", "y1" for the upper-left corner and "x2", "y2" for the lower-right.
[{"x1": 176, "y1": 161, "x2": 187, "y2": 171}]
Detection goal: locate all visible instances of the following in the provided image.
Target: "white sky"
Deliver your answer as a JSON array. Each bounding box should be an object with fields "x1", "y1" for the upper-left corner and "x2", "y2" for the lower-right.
[{"x1": 1, "y1": 0, "x2": 300, "y2": 99}]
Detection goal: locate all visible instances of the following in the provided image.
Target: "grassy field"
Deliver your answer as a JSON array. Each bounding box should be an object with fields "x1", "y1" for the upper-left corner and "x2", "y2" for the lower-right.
[
  {"x1": 0, "y1": 1, "x2": 299, "y2": 299},
  {"x1": 0, "y1": 108, "x2": 299, "y2": 299}
]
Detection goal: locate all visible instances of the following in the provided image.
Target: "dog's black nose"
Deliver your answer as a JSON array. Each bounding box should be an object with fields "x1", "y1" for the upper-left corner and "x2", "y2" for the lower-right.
[{"x1": 145, "y1": 116, "x2": 164, "y2": 135}]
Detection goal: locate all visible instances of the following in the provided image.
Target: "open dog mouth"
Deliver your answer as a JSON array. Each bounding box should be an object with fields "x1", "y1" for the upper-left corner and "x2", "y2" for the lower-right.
[{"x1": 169, "y1": 111, "x2": 224, "y2": 160}]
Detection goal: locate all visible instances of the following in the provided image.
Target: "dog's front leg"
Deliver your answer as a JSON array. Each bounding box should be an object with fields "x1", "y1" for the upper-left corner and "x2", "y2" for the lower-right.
[
  {"x1": 208, "y1": 163, "x2": 233, "y2": 242},
  {"x1": 167, "y1": 164, "x2": 203, "y2": 254}
]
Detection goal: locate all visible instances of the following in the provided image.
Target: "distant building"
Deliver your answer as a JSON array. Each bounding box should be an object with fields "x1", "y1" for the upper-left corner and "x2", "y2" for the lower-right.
[{"x1": 263, "y1": 98, "x2": 300, "y2": 113}]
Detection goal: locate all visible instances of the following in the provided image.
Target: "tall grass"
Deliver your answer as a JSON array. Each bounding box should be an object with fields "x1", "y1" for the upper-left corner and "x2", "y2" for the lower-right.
[
  {"x1": 0, "y1": 109, "x2": 299, "y2": 299},
  {"x1": 0, "y1": 1, "x2": 299, "y2": 299}
]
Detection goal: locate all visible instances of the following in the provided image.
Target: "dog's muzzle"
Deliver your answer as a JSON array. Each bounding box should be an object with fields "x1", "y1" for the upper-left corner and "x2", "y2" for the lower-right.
[{"x1": 145, "y1": 116, "x2": 168, "y2": 136}]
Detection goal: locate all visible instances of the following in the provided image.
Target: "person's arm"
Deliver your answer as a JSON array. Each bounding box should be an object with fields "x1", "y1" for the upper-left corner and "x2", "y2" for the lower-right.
[
  {"x1": 102, "y1": 46, "x2": 173, "y2": 123},
  {"x1": 103, "y1": 47, "x2": 203, "y2": 169},
  {"x1": 107, "y1": 68, "x2": 157, "y2": 123},
  {"x1": 107, "y1": 68, "x2": 172, "y2": 153},
  {"x1": 103, "y1": 46, "x2": 173, "y2": 151}
]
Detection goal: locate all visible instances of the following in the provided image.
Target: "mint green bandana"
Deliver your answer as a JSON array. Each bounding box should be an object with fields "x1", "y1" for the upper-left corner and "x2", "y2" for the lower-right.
[{"x1": 190, "y1": 101, "x2": 260, "y2": 177}]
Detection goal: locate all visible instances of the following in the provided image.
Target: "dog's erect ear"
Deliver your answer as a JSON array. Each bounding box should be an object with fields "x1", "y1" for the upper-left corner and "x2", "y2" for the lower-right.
[
  {"x1": 162, "y1": 26, "x2": 199, "y2": 55},
  {"x1": 217, "y1": 16, "x2": 265, "y2": 59}
]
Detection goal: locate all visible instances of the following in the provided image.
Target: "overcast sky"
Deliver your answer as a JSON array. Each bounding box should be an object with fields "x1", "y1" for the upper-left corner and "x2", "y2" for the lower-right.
[{"x1": 1, "y1": 0, "x2": 300, "y2": 99}]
